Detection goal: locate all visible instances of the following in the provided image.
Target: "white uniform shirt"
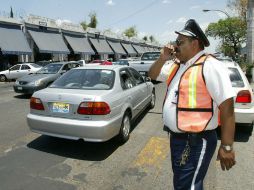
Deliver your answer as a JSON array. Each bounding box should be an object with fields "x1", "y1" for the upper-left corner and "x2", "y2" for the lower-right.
[{"x1": 157, "y1": 51, "x2": 236, "y2": 133}]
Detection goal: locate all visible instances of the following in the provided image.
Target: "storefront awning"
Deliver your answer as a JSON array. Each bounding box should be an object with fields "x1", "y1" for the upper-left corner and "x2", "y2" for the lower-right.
[
  {"x1": 121, "y1": 43, "x2": 137, "y2": 55},
  {"x1": 28, "y1": 30, "x2": 69, "y2": 54},
  {"x1": 89, "y1": 38, "x2": 114, "y2": 54},
  {"x1": 132, "y1": 44, "x2": 145, "y2": 54},
  {"x1": 0, "y1": 24, "x2": 32, "y2": 55},
  {"x1": 107, "y1": 40, "x2": 126, "y2": 55},
  {"x1": 64, "y1": 34, "x2": 95, "y2": 54}
]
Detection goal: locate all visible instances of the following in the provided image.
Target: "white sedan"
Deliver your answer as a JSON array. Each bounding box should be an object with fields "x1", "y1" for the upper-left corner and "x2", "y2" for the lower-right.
[
  {"x1": 220, "y1": 58, "x2": 254, "y2": 133},
  {"x1": 0, "y1": 63, "x2": 42, "y2": 82},
  {"x1": 27, "y1": 65, "x2": 155, "y2": 143}
]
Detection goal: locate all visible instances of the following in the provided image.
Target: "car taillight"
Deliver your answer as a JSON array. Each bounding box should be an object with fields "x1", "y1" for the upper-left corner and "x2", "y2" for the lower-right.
[
  {"x1": 77, "y1": 102, "x2": 111, "y2": 115},
  {"x1": 30, "y1": 97, "x2": 44, "y2": 110},
  {"x1": 236, "y1": 90, "x2": 252, "y2": 103}
]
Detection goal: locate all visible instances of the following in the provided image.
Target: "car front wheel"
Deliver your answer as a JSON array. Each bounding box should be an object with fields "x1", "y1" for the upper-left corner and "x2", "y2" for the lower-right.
[
  {"x1": 117, "y1": 113, "x2": 131, "y2": 143},
  {"x1": 0, "y1": 75, "x2": 7, "y2": 82},
  {"x1": 149, "y1": 89, "x2": 156, "y2": 109}
]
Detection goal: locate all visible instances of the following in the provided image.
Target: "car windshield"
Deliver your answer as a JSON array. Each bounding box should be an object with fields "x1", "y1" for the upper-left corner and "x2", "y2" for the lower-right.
[
  {"x1": 227, "y1": 67, "x2": 245, "y2": 87},
  {"x1": 30, "y1": 63, "x2": 41, "y2": 68},
  {"x1": 141, "y1": 52, "x2": 160, "y2": 60},
  {"x1": 36, "y1": 64, "x2": 63, "y2": 74},
  {"x1": 50, "y1": 69, "x2": 115, "y2": 90}
]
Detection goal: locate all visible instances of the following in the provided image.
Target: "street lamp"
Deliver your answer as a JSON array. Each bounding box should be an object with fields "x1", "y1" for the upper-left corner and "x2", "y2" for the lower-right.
[{"x1": 202, "y1": 9, "x2": 230, "y2": 18}]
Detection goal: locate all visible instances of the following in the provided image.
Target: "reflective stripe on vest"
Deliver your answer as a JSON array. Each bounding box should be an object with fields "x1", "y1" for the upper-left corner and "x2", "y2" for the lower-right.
[{"x1": 177, "y1": 54, "x2": 213, "y2": 132}]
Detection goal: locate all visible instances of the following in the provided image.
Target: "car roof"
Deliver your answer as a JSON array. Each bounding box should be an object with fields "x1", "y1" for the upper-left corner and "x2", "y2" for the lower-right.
[{"x1": 76, "y1": 65, "x2": 126, "y2": 70}]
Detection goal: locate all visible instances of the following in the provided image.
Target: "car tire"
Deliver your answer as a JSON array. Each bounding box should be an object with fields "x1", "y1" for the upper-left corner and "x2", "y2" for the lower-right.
[
  {"x1": 0, "y1": 75, "x2": 7, "y2": 82},
  {"x1": 117, "y1": 112, "x2": 131, "y2": 144},
  {"x1": 149, "y1": 89, "x2": 156, "y2": 109}
]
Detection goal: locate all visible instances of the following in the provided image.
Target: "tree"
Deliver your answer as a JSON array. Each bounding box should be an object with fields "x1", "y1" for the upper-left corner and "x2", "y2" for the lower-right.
[
  {"x1": 149, "y1": 35, "x2": 155, "y2": 42},
  {"x1": 227, "y1": 0, "x2": 247, "y2": 21},
  {"x1": 80, "y1": 21, "x2": 88, "y2": 30},
  {"x1": 88, "y1": 12, "x2": 98, "y2": 28},
  {"x1": 123, "y1": 26, "x2": 137, "y2": 38},
  {"x1": 10, "y1": 6, "x2": 13, "y2": 18},
  {"x1": 143, "y1": 36, "x2": 148, "y2": 41},
  {"x1": 80, "y1": 12, "x2": 98, "y2": 31},
  {"x1": 206, "y1": 17, "x2": 247, "y2": 59}
]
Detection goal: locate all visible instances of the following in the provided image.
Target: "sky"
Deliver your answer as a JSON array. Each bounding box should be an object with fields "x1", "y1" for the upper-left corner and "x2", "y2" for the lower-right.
[{"x1": 1, "y1": 0, "x2": 233, "y2": 53}]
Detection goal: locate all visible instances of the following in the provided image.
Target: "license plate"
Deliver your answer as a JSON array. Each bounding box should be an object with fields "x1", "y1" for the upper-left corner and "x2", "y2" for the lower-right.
[
  {"x1": 52, "y1": 102, "x2": 70, "y2": 113},
  {"x1": 17, "y1": 87, "x2": 22, "y2": 90},
  {"x1": 139, "y1": 71, "x2": 147, "y2": 76}
]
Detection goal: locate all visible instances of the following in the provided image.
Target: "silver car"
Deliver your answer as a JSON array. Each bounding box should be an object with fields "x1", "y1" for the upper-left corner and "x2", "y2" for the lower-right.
[
  {"x1": 27, "y1": 65, "x2": 155, "y2": 143},
  {"x1": 13, "y1": 61, "x2": 81, "y2": 94}
]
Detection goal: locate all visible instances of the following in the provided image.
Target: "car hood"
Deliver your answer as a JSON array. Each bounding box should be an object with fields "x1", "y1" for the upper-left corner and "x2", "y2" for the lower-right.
[{"x1": 17, "y1": 73, "x2": 58, "y2": 82}]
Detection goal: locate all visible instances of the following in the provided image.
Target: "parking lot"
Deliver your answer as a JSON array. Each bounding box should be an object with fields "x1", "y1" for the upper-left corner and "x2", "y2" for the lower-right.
[{"x1": 0, "y1": 81, "x2": 254, "y2": 190}]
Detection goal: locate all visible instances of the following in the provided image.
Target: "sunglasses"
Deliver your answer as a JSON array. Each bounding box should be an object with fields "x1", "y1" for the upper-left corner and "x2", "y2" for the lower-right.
[{"x1": 175, "y1": 39, "x2": 188, "y2": 46}]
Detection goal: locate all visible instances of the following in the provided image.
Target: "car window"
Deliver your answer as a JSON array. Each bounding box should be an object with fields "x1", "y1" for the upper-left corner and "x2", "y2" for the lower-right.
[
  {"x1": 50, "y1": 69, "x2": 114, "y2": 90},
  {"x1": 227, "y1": 67, "x2": 245, "y2": 87},
  {"x1": 9, "y1": 65, "x2": 21, "y2": 71},
  {"x1": 128, "y1": 68, "x2": 144, "y2": 84},
  {"x1": 37, "y1": 64, "x2": 63, "y2": 74},
  {"x1": 120, "y1": 69, "x2": 135, "y2": 90},
  {"x1": 21, "y1": 65, "x2": 31, "y2": 70},
  {"x1": 141, "y1": 52, "x2": 160, "y2": 61}
]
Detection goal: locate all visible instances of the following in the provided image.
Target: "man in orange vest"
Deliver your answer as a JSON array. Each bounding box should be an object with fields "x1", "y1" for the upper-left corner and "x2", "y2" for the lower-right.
[{"x1": 148, "y1": 19, "x2": 236, "y2": 190}]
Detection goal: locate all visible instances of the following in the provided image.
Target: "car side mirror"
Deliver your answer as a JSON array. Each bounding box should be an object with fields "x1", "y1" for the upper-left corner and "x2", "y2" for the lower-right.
[{"x1": 60, "y1": 70, "x2": 66, "y2": 74}]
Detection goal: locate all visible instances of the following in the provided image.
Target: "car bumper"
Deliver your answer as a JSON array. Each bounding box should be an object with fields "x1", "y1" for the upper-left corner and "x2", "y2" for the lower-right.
[
  {"x1": 13, "y1": 85, "x2": 42, "y2": 94},
  {"x1": 27, "y1": 113, "x2": 122, "y2": 142},
  {"x1": 235, "y1": 107, "x2": 254, "y2": 124}
]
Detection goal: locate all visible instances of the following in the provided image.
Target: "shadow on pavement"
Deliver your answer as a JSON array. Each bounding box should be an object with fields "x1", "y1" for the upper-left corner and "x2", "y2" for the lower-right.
[
  {"x1": 27, "y1": 135, "x2": 120, "y2": 161},
  {"x1": 14, "y1": 94, "x2": 31, "y2": 99},
  {"x1": 216, "y1": 125, "x2": 253, "y2": 142}
]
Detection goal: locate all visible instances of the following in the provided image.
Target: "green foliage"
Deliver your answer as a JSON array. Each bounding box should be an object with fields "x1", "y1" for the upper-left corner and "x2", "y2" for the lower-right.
[
  {"x1": 149, "y1": 35, "x2": 155, "y2": 42},
  {"x1": 123, "y1": 26, "x2": 137, "y2": 38},
  {"x1": 80, "y1": 21, "x2": 88, "y2": 30},
  {"x1": 205, "y1": 17, "x2": 247, "y2": 59},
  {"x1": 80, "y1": 12, "x2": 98, "y2": 31},
  {"x1": 143, "y1": 36, "x2": 148, "y2": 41},
  {"x1": 88, "y1": 12, "x2": 98, "y2": 28}
]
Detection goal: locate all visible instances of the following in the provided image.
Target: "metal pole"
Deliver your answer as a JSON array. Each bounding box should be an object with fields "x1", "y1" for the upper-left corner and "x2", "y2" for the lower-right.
[{"x1": 202, "y1": 9, "x2": 230, "y2": 18}]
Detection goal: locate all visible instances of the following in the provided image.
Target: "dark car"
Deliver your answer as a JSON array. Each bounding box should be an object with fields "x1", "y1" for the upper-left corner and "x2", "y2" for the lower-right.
[{"x1": 13, "y1": 61, "x2": 81, "y2": 94}]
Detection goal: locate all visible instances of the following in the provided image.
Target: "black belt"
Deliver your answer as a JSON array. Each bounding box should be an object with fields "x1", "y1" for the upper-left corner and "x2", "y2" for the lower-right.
[{"x1": 163, "y1": 125, "x2": 215, "y2": 139}]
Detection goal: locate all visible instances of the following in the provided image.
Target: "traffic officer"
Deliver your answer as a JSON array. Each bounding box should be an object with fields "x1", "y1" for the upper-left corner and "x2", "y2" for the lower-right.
[{"x1": 148, "y1": 19, "x2": 236, "y2": 190}]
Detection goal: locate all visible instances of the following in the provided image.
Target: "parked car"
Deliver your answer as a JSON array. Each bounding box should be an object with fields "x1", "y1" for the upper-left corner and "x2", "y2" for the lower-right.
[
  {"x1": 13, "y1": 61, "x2": 81, "y2": 94},
  {"x1": 27, "y1": 65, "x2": 155, "y2": 143},
  {"x1": 88, "y1": 60, "x2": 112, "y2": 65},
  {"x1": 0, "y1": 63, "x2": 42, "y2": 82},
  {"x1": 129, "y1": 51, "x2": 160, "y2": 76},
  {"x1": 219, "y1": 57, "x2": 254, "y2": 133}
]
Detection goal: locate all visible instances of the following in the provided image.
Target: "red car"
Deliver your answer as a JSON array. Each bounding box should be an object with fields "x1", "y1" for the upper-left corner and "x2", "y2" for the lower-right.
[{"x1": 89, "y1": 60, "x2": 112, "y2": 65}]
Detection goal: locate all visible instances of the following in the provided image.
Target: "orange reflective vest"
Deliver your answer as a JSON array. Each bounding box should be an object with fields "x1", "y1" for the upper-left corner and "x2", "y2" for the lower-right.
[{"x1": 165, "y1": 54, "x2": 214, "y2": 133}]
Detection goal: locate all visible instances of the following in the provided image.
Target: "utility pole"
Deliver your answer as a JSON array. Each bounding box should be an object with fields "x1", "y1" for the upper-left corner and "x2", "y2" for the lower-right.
[{"x1": 247, "y1": 0, "x2": 254, "y2": 64}]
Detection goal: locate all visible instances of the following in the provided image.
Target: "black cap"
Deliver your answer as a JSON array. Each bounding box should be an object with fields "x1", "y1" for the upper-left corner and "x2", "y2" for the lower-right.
[{"x1": 175, "y1": 19, "x2": 210, "y2": 47}]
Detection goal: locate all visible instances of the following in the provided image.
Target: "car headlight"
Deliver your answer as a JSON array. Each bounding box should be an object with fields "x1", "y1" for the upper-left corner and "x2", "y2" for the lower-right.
[
  {"x1": 15, "y1": 80, "x2": 19, "y2": 85},
  {"x1": 30, "y1": 80, "x2": 43, "y2": 86}
]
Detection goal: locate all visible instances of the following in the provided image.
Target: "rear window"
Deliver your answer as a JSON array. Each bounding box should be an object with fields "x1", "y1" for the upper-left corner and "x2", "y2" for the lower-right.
[
  {"x1": 30, "y1": 63, "x2": 41, "y2": 68},
  {"x1": 141, "y1": 52, "x2": 160, "y2": 61},
  {"x1": 227, "y1": 68, "x2": 244, "y2": 87},
  {"x1": 50, "y1": 69, "x2": 115, "y2": 90}
]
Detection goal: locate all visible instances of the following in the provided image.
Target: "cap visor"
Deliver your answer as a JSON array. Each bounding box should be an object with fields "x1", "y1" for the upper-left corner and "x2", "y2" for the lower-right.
[{"x1": 175, "y1": 30, "x2": 196, "y2": 37}]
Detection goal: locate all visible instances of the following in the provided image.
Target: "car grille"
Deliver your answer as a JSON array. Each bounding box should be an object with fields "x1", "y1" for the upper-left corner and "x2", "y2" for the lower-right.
[{"x1": 19, "y1": 81, "x2": 28, "y2": 85}]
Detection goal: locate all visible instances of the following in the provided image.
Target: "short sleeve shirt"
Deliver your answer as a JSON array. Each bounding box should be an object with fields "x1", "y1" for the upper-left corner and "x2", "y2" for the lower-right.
[{"x1": 157, "y1": 51, "x2": 236, "y2": 133}]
